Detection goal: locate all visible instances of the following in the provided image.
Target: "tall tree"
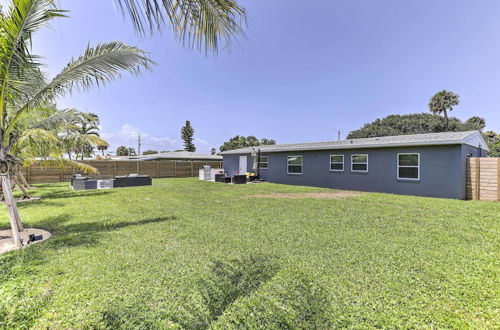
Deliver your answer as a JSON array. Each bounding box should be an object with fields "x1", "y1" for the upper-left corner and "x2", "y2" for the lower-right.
[
  {"x1": 220, "y1": 135, "x2": 276, "y2": 152},
  {"x1": 483, "y1": 131, "x2": 500, "y2": 157},
  {"x1": 97, "y1": 143, "x2": 109, "y2": 155},
  {"x1": 428, "y1": 90, "x2": 460, "y2": 130},
  {"x1": 260, "y1": 138, "x2": 277, "y2": 145},
  {"x1": 116, "y1": 146, "x2": 130, "y2": 156},
  {"x1": 181, "y1": 120, "x2": 196, "y2": 152},
  {"x1": 11, "y1": 105, "x2": 99, "y2": 198},
  {"x1": 0, "y1": 0, "x2": 153, "y2": 248},
  {"x1": 59, "y1": 110, "x2": 108, "y2": 159},
  {"x1": 347, "y1": 113, "x2": 484, "y2": 139},
  {"x1": 75, "y1": 112, "x2": 101, "y2": 159},
  {"x1": 465, "y1": 116, "x2": 486, "y2": 131}
]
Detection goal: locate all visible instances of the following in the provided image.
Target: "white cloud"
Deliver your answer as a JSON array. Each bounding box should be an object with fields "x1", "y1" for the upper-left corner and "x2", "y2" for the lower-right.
[{"x1": 101, "y1": 124, "x2": 217, "y2": 154}]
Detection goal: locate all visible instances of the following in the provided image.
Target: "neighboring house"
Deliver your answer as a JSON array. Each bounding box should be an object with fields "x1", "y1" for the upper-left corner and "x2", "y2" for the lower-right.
[
  {"x1": 222, "y1": 131, "x2": 488, "y2": 199},
  {"x1": 110, "y1": 151, "x2": 222, "y2": 162}
]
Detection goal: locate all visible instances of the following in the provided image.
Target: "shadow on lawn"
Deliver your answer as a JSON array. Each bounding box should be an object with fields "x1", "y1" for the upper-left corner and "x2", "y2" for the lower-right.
[
  {"x1": 20, "y1": 214, "x2": 176, "y2": 251},
  {"x1": 97, "y1": 254, "x2": 332, "y2": 328},
  {"x1": 169, "y1": 254, "x2": 280, "y2": 328},
  {"x1": 39, "y1": 189, "x2": 115, "y2": 200},
  {"x1": 16, "y1": 199, "x2": 65, "y2": 209}
]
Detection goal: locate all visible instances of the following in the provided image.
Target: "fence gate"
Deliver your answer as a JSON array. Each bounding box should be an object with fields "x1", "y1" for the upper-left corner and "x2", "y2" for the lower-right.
[{"x1": 466, "y1": 157, "x2": 500, "y2": 201}]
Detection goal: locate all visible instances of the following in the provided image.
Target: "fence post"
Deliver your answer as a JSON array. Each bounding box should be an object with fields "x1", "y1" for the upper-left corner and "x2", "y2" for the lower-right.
[
  {"x1": 157, "y1": 161, "x2": 160, "y2": 178},
  {"x1": 27, "y1": 167, "x2": 31, "y2": 184},
  {"x1": 114, "y1": 161, "x2": 117, "y2": 177},
  {"x1": 137, "y1": 161, "x2": 140, "y2": 175},
  {"x1": 174, "y1": 161, "x2": 177, "y2": 178},
  {"x1": 497, "y1": 158, "x2": 500, "y2": 202},
  {"x1": 475, "y1": 158, "x2": 480, "y2": 201},
  {"x1": 60, "y1": 168, "x2": 63, "y2": 182},
  {"x1": 191, "y1": 162, "x2": 194, "y2": 177}
]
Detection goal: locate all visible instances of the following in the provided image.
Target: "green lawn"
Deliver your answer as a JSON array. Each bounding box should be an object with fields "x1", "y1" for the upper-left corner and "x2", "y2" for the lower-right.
[{"x1": 0, "y1": 179, "x2": 498, "y2": 328}]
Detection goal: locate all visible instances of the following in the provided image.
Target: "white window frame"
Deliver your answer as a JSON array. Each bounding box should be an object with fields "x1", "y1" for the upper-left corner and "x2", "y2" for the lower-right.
[
  {"x1": 330, "y1": 154, "x2": 344, "y2": 172},
  {"x1": 351, "y1": 154, "x2": 368, "y2": 173},
  {"x1": 258, "y1": 155, "x2": 269, "y2": 169},
  {"x1": 287, "y1": 155, "x2": 303, "y2": 175},
  {"x1": 397, "y1": 153, "x2": 420, "y2": 181}
]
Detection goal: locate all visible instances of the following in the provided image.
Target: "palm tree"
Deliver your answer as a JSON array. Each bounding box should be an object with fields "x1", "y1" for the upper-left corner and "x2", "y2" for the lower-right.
[
  {"x1": 8, "y1": 105, "x2": 98, "y2": 199},
  {"x1": 0, "y1": 0, "x2": 153, "y2": 248},
  {"x1": 428, "y1": 90, "x2": 460, "y2": 130},
  {"x1": 73, "y1": 112, "x2": 102, "y2": 160},
  {"x1": 97, "y1": 143, "x2": 109, "y2": 156},
  {"x1": 114, "y1": 0, "x2": 246, "y2": 54}
]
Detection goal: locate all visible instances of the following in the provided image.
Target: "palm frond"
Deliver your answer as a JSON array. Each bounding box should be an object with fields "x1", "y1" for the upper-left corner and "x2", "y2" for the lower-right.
[
  {"x1": 114, "y1": 0, "x2": 246, "y2": 53},
  {"x1": 5, "y1": 41, "x2": 153, "y2": 143},
  {"x1": 13, "y1": 128, "x2": 61, "y2": 157},
  {"x1": 31, "y1": 158, "x2": 98, "y2": 175},
  {"x1": 59, "y1": 133, "x2": 108, "y2": 151},
  {"x1": 35, "y1": 41, "x2": 152, "y2": 98},
  {"x1": 31, "y1": 108, "x2": 80, "y2": 130},
  {"x1": 0, "y1": 0, "x2": 67, "y2": 119}
]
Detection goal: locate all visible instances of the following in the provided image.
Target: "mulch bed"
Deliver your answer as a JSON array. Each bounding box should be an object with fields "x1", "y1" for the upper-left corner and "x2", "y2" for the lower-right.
[{"x1": 0, "y1": 228, "x2": 51, "y2": 255}]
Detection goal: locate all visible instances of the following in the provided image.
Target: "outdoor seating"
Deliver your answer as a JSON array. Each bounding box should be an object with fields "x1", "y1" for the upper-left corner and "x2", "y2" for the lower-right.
[
  {"x1": 113, "y1": 174, "x2": 152, "y2": 188},
  {"x1": 233, "y1": 175, "x2": 247, "y2": 184},
  {"x1": 71, "y1": 174, "x2": 89, "y2": 186},
  {"x1": 73, "y1": 179, "x2": 97, "y2": 190},
  {"x1": 72, "y1": 174, "x2": 151, "y2": 190},
  {"x1": 215, "y1": 174, "x2": 232, "y2": 183},
  {"x1": 97, "y1": 180, "x2": 114, "y2": 189}
]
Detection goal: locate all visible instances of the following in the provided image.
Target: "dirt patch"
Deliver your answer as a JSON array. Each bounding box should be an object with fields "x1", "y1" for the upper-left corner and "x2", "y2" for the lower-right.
[
  {"x1": 0, "y1": 228, "x2": 51, "y2": 255},
  {"x1": 248, "y1": 191, "x2": 364, "y2": 200}
]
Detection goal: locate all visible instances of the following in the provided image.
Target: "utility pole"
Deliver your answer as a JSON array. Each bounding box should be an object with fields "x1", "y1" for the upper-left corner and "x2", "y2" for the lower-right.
[
  {"x1": 137, "y1": 133, "x2": 141, "y2": 156},
  {"x1": 333, "y1": 128, "x2": 341, "y2": 141}
]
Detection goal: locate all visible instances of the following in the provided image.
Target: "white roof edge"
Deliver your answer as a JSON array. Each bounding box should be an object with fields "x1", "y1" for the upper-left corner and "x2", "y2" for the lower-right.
[
  {"x1": 222, "y1": 141, "x2": 462, "y2": 154},
  {"x1": 221, "y1": 131, "x2": 489, "y2": 155}
]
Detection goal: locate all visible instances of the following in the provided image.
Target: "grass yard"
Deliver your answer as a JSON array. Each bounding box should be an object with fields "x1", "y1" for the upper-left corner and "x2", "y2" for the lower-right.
[{"x1": 0, "y1": 179, "x2": 499, "y2": 328}]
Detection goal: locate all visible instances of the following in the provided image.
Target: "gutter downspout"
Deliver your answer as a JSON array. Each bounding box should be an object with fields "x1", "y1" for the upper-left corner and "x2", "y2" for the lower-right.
[{"x1": 257, "y1": 148, "x2": 261, "y2": 179}]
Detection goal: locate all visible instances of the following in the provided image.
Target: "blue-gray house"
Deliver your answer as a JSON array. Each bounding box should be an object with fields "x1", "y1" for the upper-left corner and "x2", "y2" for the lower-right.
[{"x1": 221, "y1": 131, "x2": 489, "y2": 199}]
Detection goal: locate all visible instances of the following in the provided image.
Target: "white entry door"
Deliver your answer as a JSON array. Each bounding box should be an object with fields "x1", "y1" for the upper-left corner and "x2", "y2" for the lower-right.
[{"x1": 239, "y1": 156, "x2": 247, "y2": 174}]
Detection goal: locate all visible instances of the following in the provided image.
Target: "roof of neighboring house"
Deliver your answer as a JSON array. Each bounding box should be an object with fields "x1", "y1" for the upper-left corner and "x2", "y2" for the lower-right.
[
  {"x1": 110, "y1": 151, "x2": 222, "y2": 161},
  {"x1": 221, "y1": 131, "x2": 489, "y2": 155}
]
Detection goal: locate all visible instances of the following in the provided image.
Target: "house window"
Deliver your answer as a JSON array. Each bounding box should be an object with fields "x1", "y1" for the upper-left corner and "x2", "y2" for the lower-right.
[
  {"x1": 287, "y1": 156, "x2": 303, "y2": 174},
  {"x1": 351, "y1": 154, "x2": 368, "y2": 172},
  {"x1": 330, "y1": 155, "x2": 344, "y2": 171},
  {"x1": 258, "y1": 156, "x2": 268, "y2": 169},
  {"x1": 397, "y1": 153, "x2": 419, "y2": 180}
]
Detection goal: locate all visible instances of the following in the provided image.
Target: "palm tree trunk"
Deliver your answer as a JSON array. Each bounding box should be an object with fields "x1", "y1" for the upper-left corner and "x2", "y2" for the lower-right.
[{"x1": 444, "y1": 110, "x2": 449, "y2": 130}]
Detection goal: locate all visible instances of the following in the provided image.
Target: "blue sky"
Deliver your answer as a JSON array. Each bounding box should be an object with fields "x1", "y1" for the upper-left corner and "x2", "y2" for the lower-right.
[{"x1": 31, "y1": 0, "x2": 500, "y2": 153}]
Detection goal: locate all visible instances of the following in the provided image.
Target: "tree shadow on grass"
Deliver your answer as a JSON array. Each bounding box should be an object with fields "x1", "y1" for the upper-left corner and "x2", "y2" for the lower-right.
[
  {"x1": 169, "y1": 254, "x2": 280, "y2": 329},
  {"x1": 39, "y1": 189, "x2": 115, "y2": 200},
  {"x1": 16, "y1": 199, "x2": 65, "y2": 209},
  {"x1": 34, "y1": 214, "x2": 177, "y2": 250}
]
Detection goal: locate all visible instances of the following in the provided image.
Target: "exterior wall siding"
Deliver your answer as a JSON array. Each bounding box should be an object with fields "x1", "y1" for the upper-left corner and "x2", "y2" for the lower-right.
[{"x1": 224, "y1": 144, "x2": 487, "y2": 199}]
